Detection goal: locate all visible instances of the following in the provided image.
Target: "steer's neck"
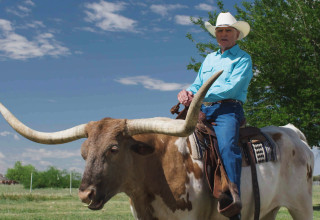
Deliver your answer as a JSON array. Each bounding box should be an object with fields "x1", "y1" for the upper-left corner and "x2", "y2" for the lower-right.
[{"x1": 124, "y1": 134, "x2": 207, "y2": 219}]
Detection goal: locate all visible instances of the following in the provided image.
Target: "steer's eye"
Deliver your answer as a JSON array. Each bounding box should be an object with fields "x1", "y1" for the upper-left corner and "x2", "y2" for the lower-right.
[{"x1": 109, "y1": 145, "x2": 119, "y2": 153}]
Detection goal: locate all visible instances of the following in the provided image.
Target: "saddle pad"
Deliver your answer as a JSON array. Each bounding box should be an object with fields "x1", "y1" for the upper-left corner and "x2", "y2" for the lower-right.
[{"x1": 248, "y1": 132, "x2": 277, "y2": 164}]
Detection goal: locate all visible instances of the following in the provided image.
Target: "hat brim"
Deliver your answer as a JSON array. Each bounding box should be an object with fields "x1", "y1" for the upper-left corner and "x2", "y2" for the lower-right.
[{"x1": 205, "y1": 21, "x2": 250, "y2": 40}]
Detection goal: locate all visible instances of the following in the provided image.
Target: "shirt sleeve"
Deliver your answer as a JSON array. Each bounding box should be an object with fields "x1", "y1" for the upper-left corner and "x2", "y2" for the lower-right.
[{"x1": 206, "y1": 55, "x2": 253, "y2": 101}]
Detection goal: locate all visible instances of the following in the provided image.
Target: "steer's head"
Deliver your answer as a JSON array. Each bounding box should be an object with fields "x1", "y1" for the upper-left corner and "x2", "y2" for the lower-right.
[{"x1": 78, "y1": 118, "x2": 154, "y2": 210}]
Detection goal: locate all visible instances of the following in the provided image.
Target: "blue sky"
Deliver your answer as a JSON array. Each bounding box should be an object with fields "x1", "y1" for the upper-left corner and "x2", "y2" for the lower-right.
[{"x1": 1, "y1": 0, "x2": 319, "y2": 176}]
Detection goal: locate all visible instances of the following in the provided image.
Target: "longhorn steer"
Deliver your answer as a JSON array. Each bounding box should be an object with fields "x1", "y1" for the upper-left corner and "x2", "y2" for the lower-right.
[{"x1": 0, "y1": 71, "x2": 314, "y2": 220}]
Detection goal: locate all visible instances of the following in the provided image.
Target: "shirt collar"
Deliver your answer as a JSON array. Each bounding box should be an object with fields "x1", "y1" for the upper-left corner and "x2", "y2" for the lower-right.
[{"x1": 215, "y1": 44, "x2": 240, "y2": 56}]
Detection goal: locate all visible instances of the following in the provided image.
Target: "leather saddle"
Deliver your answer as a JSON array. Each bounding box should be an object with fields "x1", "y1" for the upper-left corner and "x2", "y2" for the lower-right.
[{"x1": 170, "y1": 103, "x2": 277, "y2": 165}]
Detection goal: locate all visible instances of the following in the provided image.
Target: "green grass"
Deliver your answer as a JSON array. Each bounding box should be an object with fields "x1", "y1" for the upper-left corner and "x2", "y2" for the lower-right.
[
  {"x1": 0, "y1": 185, "x2": 134, "y2": 220},
  {"x1": 0, "y1": 184, "x2": 319, "y2": 219},
  {"x1": 313, "y1": 184, "x2": 320, "y2": 220}
]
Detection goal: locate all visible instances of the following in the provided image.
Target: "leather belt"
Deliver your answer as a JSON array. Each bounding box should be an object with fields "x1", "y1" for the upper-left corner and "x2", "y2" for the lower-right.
[{"x1": 203, "y1": 99, "x2": 243, "y2": 106}]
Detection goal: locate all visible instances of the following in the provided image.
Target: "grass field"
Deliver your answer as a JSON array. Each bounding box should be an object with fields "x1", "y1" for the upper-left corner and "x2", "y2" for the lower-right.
[{"x1": 0, "y1": 184, "x2": 319, "y2": 219}]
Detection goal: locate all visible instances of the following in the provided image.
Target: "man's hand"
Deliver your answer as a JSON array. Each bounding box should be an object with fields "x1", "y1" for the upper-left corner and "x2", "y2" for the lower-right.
[{"x1": 177, "y1": 90, "x2": 194, "y2": 106}]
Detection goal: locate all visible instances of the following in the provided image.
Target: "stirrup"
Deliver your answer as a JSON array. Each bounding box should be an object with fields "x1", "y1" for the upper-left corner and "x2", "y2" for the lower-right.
[{"x1": 217, "y1": 183, "x2": 242, "y2": 218}]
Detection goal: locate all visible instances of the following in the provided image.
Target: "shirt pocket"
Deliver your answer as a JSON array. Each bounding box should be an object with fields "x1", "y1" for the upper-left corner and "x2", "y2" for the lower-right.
[
  {"x1": 224, "y1": 69, "x2": 232, "y2": 82},
  {"x1": 201, "y1": 65, "x2": 213, "y2": 74}
]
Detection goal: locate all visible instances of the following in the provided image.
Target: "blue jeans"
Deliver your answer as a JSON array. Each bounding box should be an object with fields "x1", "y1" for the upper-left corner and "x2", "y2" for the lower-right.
[{"x1": 201, "y1": 102, "x2": 244, "y2": 193}]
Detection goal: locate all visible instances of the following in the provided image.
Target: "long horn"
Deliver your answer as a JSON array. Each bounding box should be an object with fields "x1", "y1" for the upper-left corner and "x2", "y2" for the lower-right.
[
  {"x1": 126, "y1": 70, "x2": 223, "y2": 136},
  {"x1": 0, "y1": 103, "x2": 87, "y2": 144}
]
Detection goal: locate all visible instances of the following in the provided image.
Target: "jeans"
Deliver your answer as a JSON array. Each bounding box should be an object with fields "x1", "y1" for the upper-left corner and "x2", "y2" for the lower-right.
[{"x1": 201, "y1": 102, "x2": 244, "y2": 193}]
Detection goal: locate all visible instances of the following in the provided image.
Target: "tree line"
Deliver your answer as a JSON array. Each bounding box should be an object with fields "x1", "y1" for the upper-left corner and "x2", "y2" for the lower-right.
[
  {"x1": 5, "y1": 161, "x2": 82, "y2": 189},
  {"x1": 187, "y1": 0, "x2": 319, "y2": 146}
]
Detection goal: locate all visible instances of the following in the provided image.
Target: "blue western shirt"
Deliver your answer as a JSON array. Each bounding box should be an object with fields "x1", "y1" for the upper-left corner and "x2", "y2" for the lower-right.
[{"x1": 187, "y1": 44, "x2": 253, "y2": 103}]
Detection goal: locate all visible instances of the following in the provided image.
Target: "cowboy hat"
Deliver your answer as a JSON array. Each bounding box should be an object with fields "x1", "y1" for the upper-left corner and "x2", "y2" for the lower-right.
[{"x1": 204, "y1": 12, "x2": 250, "y2": 40}]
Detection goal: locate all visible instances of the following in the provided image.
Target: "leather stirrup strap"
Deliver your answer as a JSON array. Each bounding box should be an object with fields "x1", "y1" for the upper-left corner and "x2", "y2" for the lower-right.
[
  {"x1": 203, "y1": 125, "x2": 230, "y2": 197},
  {"x1": 245, "y1": 141, "x2": 260, "y2": 220},
  {"x1": 204, "y1": 125, "x2": 242, "y2": 217}
]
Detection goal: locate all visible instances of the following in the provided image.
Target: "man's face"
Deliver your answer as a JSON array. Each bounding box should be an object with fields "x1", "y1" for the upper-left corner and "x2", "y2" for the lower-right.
[{"x1": 215, "y1": 27, "x2": 240, "y2": 53}]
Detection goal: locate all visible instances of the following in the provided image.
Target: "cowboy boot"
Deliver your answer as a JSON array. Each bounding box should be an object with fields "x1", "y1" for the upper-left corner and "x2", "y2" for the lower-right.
[
  {"x1": 218, "y1": 183, "x2": 242, "y2": 218},
  {"x1": 230, "y1": 214, "x2": 241, "y2": 220}
]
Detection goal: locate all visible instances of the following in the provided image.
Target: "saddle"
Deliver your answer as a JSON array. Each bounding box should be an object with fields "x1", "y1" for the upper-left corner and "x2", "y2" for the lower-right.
[
  {"x1": 191, "y1": 122, "x2": 277, "y2": 165},
  {"x1": 170, "y1": 103, "x2": 277, "y2": 164},
  {"x1": 170, "y1": 103, "x2": 277, "y2": 219}
]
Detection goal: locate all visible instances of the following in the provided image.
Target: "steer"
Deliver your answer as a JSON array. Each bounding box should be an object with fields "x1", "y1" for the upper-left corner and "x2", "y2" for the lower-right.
[{"x1": 0, "y1": 71, "x2": 314, "y2": 220}]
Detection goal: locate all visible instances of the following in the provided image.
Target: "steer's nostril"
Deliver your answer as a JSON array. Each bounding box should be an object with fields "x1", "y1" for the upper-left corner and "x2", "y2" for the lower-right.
[
  {"x1": 78, "y1": 188, "x2": 96, "y2": 204},
  {"x1": 88, "y1": 188, "x2": 95, "y2": 200}
]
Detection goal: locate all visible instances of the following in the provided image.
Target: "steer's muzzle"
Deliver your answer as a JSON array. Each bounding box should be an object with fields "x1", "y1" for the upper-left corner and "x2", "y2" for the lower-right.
[
  {"x1": 78, "y1": 188, "x2": 95, "y2": 205},
  {"x1": 78, "y1": 187, "x2": 106, "y2": 210}
]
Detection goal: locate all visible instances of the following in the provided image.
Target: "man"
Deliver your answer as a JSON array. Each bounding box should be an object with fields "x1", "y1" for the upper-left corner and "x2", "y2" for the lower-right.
[{"x1": 177, "y1": 12, "x2": 252, "y2": 219}]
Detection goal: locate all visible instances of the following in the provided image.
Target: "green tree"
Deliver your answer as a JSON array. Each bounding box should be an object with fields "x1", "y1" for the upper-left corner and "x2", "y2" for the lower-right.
[
  {"x1": 314, "y1": 175, "x2": 320, "y2": 181},
  {"x1": 31, "y1": 167, "x2": 81, "y2": 188},
  {"x1": 6, "y1": 161, "x2": 36, "y2": 187},
  {"x1": 6, "y1": 161, "x2": 82, "y2": 189},
  {"x1": 187, "y1": 0, "x2": 320, "y2": 146},
  {"x1": 32, "y1": 166, "x2": 61, "y2": 188},
  {"x1": 60, "y1": 169, "x2": 82, "y2": 188}
]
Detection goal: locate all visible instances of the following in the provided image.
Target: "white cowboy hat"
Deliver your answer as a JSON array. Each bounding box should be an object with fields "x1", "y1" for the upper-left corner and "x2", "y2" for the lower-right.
[{"x1": 204, "y1": 12, "x2": 250, "y2": 40}]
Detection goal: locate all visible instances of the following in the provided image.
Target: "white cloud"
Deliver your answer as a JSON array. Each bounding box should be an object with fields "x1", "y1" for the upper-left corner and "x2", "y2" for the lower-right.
[
  {"x1": 175, "y1": 15, "x2": 193, "y2": 26},
  {"x1": 24, "y1": 20, "x2": 45, "y2": 29},
  {"x1": 6, "y1": 0, "x2": 35, "y2": 17},
  {"x1": 0, "y1": 131, "x2": 20, "y2": 140},
  {"x1": 79, "y1": 26, "x2": 97, "y2": 33},
  {"x1": 22, "y1": 148, "x2": 80, "y2": 161},
  {"x1": 0, "y1": 19, "x2": 70, "y2": 60},
  {"x1": 0, "y1": 19, "x2": 13, "y2": 33},
  {"x1": 0, "y1": 131, "x2": 11, "y2": 137},
  {"x1": 150, "y1": 4, "x2": 187, "y2": 17},
  {"x1": 25, "y1": 0, "x2": 35, "y2": 6},
  {"x1": 17, "y1": 5, "x2": 31, "y2": 13},
  {"x1": 74, "y1": 50, "x2": 83, "y2": 55},
  {"x1": 39, "y1": 160, "x2": 52, "y2": 167},
  {"x1": 0, "y1": 160, "x2": 8, "y2": 174},
  {"x1": 84, "y1": 1, "x2": 138, "y2": 32},
  {"x1": 195, "y1": 3, "x2": 216, "y2": 11},
  {"x1": 115, "y1": 76, "x2": 189, "y2": 91},
  {"x1": 0, "y1": 152, "x2": 5, "y2": 159},
  {"x1": 13, "y1": 134, "x2": 19, "y2": 140}
]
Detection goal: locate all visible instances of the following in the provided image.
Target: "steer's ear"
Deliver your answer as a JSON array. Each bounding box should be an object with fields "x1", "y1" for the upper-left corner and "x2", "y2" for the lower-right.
[{"x1": 130, "y1": 141, "x2": 155, "y2": 156}]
